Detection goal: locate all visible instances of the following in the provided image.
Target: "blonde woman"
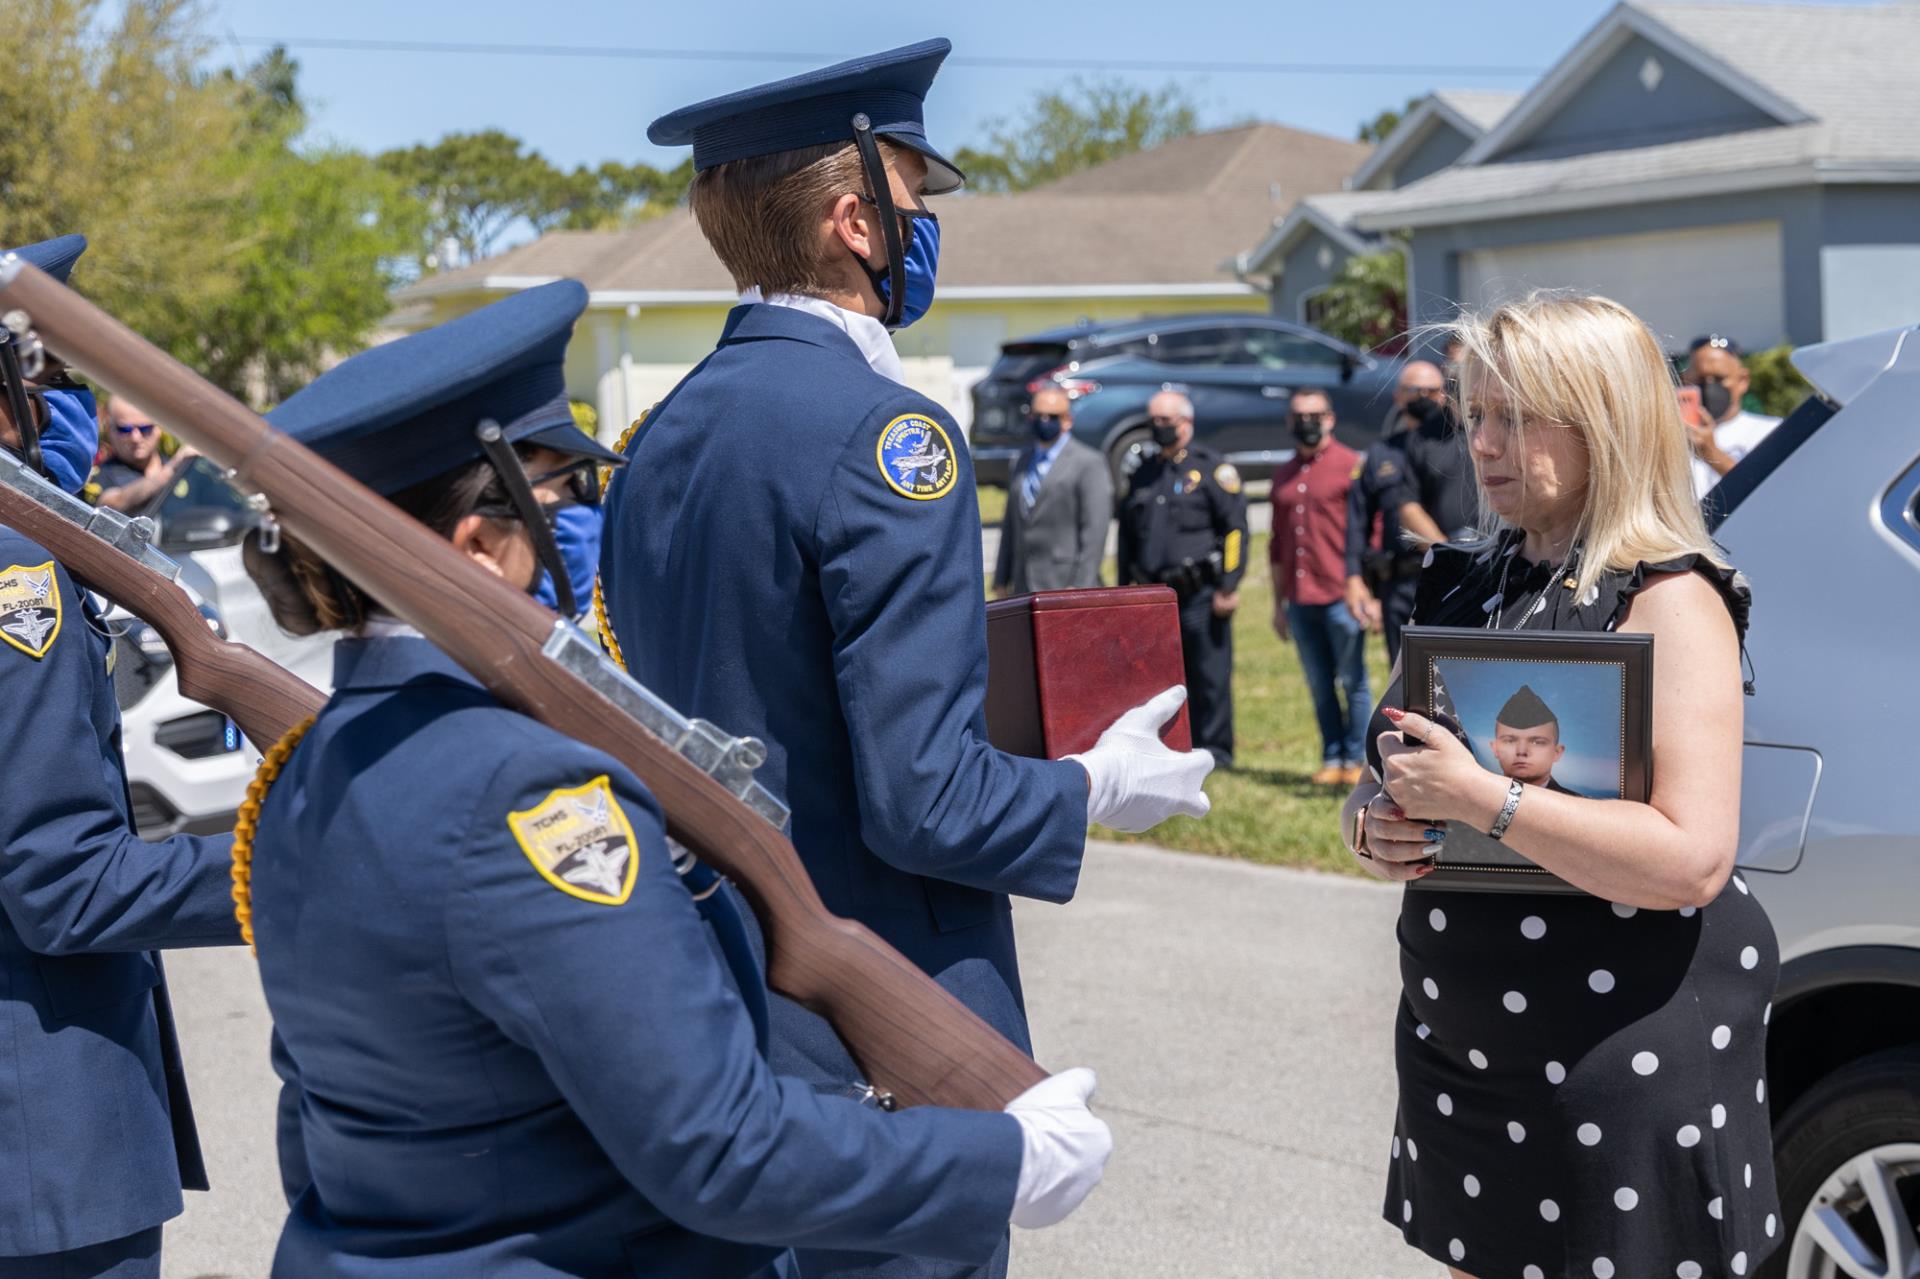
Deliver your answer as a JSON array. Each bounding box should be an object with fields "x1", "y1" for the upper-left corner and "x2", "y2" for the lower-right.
[{"x1": 1341, "y1": 295, "x2": 1780, "y2": 1278}]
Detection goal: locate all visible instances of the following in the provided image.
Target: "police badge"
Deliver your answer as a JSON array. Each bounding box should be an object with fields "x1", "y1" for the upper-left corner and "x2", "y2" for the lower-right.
[
  {"x1": 875, "y1": 412, "x2": 958, "y2": 501},
  {"x1": 0, "y1": 561, "x2": 62, "y2": 659},
  {"x1": 507, "y1": 775, "x2": 640, "y2": 905}
]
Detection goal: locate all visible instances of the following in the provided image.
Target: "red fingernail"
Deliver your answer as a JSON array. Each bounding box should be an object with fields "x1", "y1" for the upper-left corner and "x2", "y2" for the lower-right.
[
  {"x1": 1417, "y1": 865, "x2": 1435, "y2": 877},
  {"x1": 1381, "y1": 707, "x2": 1405, "y2": 722}
]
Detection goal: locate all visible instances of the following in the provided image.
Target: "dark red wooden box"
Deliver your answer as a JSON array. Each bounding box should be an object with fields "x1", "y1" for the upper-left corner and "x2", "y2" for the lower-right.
[{"x1": 984, "y1": 586, "x2": 1191, "y2": 759}]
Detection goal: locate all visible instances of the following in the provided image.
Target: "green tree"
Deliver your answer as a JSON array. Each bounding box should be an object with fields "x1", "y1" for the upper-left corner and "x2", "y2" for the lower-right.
[
  {"x1": 547, "y1": 158, "x2": 694, "y2": 232},
  {"x1": 1358, "y1": 96, "x2": 1424, "y2": 145},
  {"x1": 1311, "y1": 248, "x2": 1407, "y2": 352},
  {"x1": 0, "y1": 8, "x2": 425, "y2": 405},
  {"x1": 379, "y1": 130, "x2": 572, "y2": 270},
  {"x1": 952, "y1": 78, "x2": 1201, "y2": 193},
  {"x1": 1743, "y1": 344, "x2": 1814, "y2": 418}
]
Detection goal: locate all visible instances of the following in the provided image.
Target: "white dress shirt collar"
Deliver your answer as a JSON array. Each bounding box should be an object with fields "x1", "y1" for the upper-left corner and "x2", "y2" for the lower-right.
[{"x1": 739, "y1": 287, "x2": 907, "y2": 387}]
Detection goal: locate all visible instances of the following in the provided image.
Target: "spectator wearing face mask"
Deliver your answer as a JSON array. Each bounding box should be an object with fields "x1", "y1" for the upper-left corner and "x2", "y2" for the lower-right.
[
  {"x1": 1681, "y1": 334, "x2": 1779, "y2": 500},
  {"x1": 1345, "y1": 360, "x2": 1476, "y2": 663},
  {"x1": 1271, "y1": 389, "x2": 1370, "y2": 786},
  {"x1": 993, "y1": 386, "x2": 1112, "y2": 596}
]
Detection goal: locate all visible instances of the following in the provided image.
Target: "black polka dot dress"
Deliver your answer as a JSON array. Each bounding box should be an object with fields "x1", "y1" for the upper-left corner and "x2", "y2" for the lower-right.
[{"x1": 1368, "y1": 534, "x2": 1782, "y2": 1279}]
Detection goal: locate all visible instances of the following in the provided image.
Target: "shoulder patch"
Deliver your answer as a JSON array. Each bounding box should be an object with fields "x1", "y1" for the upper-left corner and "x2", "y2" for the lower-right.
[
  {"x1": 507, "y1": 775, "x2": 640, "y2": 906},
  {"x1": 1213, "y1": 463, "x2": 1242, "y2": 495},
  {"x1": 0, "y1": 562, "x2": 62, "y2": 659},
  {"x1": 875, "y1": 413, "x2": 958, "y2": 501}
]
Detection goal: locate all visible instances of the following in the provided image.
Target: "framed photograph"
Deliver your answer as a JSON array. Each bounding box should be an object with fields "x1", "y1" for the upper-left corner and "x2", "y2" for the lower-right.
[{"x1": 1397, "y1": 626, "x2": 1653, "y2": 894}]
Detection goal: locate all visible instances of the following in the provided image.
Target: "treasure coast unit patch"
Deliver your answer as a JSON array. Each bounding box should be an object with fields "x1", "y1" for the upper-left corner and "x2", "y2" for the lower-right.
[
  {"x1": 0, "y1": 562, "x2": 61, "y2": 659},
  {"x1": 508, "y1": 775, "x2": 640, "y2": 905},
  {"x1": 875, "y1": 413, "x2": 957, "y2": 501}
]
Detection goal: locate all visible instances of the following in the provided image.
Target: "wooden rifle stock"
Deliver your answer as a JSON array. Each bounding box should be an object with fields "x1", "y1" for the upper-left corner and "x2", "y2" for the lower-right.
[
  {"x1": 0, "y1": 454, "x2": 324, "y2": 746},
  {"x1": 0, "y1": 262, "x2": 1046, "y2": 1111}
]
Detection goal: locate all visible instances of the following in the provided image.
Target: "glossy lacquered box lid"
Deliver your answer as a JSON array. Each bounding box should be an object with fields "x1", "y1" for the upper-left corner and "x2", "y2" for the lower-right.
[{"x1": 984, "y1": 586, "x2": 1191, "y2": 759}]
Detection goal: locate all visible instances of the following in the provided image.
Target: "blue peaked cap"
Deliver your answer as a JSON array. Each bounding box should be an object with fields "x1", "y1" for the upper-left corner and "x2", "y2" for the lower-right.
[
  {"x1": 5, "y1": 234, "x2": 87, "y2": 284},
  {"x1": 648, "y1": 39, "x2": 965, "y2": 194},
  {"x1": 268, "y1": 280, "x2": 621, "y2": 497}
]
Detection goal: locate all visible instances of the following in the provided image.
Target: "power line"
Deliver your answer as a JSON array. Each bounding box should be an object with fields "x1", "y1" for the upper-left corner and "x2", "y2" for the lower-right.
[{"x1": 225, "y1": 35, "x2": 1543, "y2": 78}]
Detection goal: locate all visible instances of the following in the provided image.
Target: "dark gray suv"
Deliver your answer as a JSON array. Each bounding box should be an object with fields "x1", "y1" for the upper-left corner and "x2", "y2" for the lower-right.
[
  {"x1": 967, "y1": 313, "x2": 1403, "y2": 489},
  {"x1": 1708, "y1": 324, "x2": 1920, "y2": 1278}
]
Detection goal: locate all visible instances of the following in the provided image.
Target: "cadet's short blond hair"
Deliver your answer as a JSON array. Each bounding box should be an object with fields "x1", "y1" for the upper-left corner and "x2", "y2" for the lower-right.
[{"x1": 690, "y1": 140, "x2": 901, "y2": 296}]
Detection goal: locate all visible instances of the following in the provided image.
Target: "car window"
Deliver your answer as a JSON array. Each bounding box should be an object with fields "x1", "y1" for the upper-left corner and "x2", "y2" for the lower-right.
[
  {"x1": 1704, "y1": 395, "x2": 1833, "y2": 531},
  {"x1": 152, "y1": 458, "x2": 256, "y2": 553},
  {"x1": 989, "y1": 343, "x2": 1070, "y2": 382},
  {"x1": 1237, "y1": 328, "x2": 1346, "y2": 370},
  {"x1": 1144, "y1": 328, "x2": 1243, "y2": 367}
]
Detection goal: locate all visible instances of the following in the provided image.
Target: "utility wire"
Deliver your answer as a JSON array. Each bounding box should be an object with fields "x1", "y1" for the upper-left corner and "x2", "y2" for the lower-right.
[{"x1": 225, "y1": 35, "x2": 1542, "y2": 77}]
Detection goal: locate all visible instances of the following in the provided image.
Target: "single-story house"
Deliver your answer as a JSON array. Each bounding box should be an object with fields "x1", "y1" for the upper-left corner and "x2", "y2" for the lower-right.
[
  {"x1": 390, "y1": 122, "x2": 1370, "y2": 436},
  {"x1": 1240, "y1": 90, "x2": 1520, "y2": 322}
]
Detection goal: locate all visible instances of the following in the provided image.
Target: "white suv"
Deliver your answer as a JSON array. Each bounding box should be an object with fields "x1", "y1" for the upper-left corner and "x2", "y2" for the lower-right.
[{"x1": 111, "y1": 461, "x2": 332, "y2": 837}]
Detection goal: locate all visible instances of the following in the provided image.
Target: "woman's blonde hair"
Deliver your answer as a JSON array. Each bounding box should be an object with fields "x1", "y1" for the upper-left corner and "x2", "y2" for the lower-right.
[{"x1": 1448, "y1": 291, "x2": 1726, "y2": 600}]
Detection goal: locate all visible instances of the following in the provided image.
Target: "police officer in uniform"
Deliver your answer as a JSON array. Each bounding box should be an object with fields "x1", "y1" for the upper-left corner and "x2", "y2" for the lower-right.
[
  {"x1": 601, "y1": 42, "x2": 1207, "y2": 1279},
  {"x1": 0, "y1": 235, "x2": 242, "y2": 1277},
  {"x1": 1117, "y1": 388, "x2": 1250, "y2": 769},
  {"x1": 1343, "y1": 359, "x2": 1474, "y2": 663},
  {"x1": 241, "y1": 281, "x2": 1111, "y2": 1278}
]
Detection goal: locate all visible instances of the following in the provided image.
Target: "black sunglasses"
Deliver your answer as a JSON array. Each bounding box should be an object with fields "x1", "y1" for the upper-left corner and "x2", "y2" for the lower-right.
[{"x1": 527, "y1": 457, "x2": 602, "y2": 507}]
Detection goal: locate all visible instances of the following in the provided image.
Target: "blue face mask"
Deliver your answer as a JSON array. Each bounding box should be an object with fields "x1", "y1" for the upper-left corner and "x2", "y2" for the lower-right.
[
  {"x1": 874, "y1": 213, "x2": 940, "y2": 330},
  {"x1": 1030, "y1": 413, "x2": 1064, "y2": 444},
  {"x1": 38, "y1": 387, "x2": 99, "y2": 496}
]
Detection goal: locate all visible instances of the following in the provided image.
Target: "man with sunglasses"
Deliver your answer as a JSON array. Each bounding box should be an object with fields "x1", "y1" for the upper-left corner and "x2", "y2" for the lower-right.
[{"x1": 95, "y1": 395, "x2": 200, "y2": 514}]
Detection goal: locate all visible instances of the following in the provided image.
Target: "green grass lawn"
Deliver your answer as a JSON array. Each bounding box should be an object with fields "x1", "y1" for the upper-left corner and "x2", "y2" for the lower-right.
[{"x1": 976, "y1": 485, "x2": 1388, "y2": 872}]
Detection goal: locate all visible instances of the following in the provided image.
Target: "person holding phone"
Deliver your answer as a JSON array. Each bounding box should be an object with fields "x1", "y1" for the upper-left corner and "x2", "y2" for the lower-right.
[{"x1": 1338, "y1": 296, "x2": 1780, "y2": 1279}]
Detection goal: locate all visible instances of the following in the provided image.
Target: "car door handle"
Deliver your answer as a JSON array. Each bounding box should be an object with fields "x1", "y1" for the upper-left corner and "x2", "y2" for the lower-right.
[{"x1": 1261, "y1": 386, "x2": 1291, "y2": 398}]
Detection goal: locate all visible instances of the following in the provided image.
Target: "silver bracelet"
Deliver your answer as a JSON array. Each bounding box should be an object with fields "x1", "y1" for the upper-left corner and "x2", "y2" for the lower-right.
[{"x1": 1488, "y1": 778, "x2": 1525, "y2": 841}]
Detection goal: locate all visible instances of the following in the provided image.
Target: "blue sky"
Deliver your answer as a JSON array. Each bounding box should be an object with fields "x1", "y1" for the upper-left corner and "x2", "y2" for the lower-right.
[{"x1": 189, "y1": 0, "x2": 1637, "y2": 168}]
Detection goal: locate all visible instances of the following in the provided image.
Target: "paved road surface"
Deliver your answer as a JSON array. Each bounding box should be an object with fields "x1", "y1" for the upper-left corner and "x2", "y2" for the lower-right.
[{"x1": 161, "y1": 842, "x2": 1426, "y2": 1279}]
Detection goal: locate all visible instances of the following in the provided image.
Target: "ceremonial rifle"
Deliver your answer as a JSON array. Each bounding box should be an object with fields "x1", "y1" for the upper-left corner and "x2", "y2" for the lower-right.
[
  {"x1": 0, "y1": 446, "x2": 325, "y2": 747},
  {"x1": 0, "y1": 260, "x2": 1048, "y2": 1111}
]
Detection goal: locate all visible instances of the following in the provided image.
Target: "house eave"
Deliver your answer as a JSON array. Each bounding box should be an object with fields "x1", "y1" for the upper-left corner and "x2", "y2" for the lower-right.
[
  {"x1": 1459, "y1": 3, "x2": 1816, "y2": 169},
  {"x1": 1350, "y1": 161, "x2": 1920, "y2": 232}
]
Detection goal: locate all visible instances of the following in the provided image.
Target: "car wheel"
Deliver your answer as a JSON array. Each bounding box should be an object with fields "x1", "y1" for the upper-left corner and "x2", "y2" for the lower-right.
[
  {"x1": 1763, "y1": 1046, "x2": 1920, "y2": 1278},
  {"x1": 1107, "y1": 427, "x2": 1154, "y2": 493}
]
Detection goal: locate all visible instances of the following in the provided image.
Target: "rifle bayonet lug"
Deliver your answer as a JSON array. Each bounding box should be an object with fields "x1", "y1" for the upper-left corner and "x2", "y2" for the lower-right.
[{"x1": 541, "y1": 620, "x2": 790, "y2": 831}]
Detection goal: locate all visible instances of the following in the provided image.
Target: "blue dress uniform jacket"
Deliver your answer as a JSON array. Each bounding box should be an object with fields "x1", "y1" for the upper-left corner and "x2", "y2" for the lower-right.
[
  {"x1": 0, "y1": 528, "x2": 238, "y2": 1258},
  {"x1": 599, "y1": 304, "x2": 1088, "y2": 1071},
  {"x1": 251, "y1": 635, "x2": 1024, "y2": 1278}
]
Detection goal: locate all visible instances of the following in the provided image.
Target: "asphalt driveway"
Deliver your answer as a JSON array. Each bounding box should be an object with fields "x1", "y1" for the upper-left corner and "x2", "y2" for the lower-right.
[{"x1": 161, "y1": 841, "x2": 1426, "y2": 1278}]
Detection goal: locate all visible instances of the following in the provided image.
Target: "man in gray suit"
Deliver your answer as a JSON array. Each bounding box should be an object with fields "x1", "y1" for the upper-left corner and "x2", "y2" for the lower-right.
[{"x1": 993, "y1": 386, "x2": 1113, "y2": 596}]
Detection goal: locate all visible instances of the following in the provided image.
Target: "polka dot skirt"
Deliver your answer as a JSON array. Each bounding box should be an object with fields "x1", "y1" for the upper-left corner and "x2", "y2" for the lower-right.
[
  {"x1": 1382, "y1": 884, "x2": 1780, "y2": 1277},
  {"x1": 1372, "y1": 540, "x2": 1781, "y2": 1276}
]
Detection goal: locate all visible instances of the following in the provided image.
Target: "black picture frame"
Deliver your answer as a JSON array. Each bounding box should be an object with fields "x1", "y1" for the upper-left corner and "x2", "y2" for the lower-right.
[{"x1": 1398, "y1": 626, "x2": 1654, "y2": 894}]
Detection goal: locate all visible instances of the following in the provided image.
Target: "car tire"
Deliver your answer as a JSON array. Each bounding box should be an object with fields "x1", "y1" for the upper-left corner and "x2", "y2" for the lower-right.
[
  {"x1": 1761, "y1": 1045, "x2": 1920, "y2": 1278},
  {"x1": 1107, "y1": 426, "x2": 1153, "y2": 494}
]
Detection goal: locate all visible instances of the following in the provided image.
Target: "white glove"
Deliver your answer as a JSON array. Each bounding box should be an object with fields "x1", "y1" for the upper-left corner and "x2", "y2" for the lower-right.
[
  {"x1": 1066, "y1": 685, "x2": 1215, "y2": 832},
  {"x1": 1005, "y1": 1067, "x2": 1113, "y2": 1229}
]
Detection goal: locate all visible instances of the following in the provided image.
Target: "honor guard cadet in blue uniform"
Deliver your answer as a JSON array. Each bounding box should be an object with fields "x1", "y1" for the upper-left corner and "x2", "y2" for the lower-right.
[
  {"x1": 1117, "y1": 389, "x2": 1251, "y2": 769},
  {"x1": 241, "y1": 280, "x2": 1110, "y2": 1279},
  {"x1": 602, "y1": 45, "x2": 1209, "y2": 1279},
  {"x1": 0, "y1": 235, "x2": 242, "y2": 1278}
]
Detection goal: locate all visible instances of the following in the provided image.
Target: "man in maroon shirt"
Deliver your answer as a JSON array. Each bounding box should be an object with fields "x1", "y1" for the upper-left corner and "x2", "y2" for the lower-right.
[{"x1": 1269, "y1": 389, "x2": 1372, "y2": 786}]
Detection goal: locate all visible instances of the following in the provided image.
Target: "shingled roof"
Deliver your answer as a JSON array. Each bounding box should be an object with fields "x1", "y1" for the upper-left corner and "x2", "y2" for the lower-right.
[
  {"x1": 396, "y1": 122, "x2": 1371, "y2": 304},
  {"x1": 1353, "y1": 1, "x2": 1920, "y2": 230}
]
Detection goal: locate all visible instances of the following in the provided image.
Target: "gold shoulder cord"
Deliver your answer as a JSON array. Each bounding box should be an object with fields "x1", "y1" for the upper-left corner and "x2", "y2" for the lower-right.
[
  {"x1": 231, "y1": 716, "x2": 316, "y2": 955},
  {"x1": 591, "y1": 413, "x2": 650, "y2": 674}
]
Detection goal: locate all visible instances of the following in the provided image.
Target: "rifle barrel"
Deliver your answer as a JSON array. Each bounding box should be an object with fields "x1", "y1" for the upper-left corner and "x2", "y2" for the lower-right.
[{"x1": 0, "y1": 259, "x2": 1045, "y2": 1111}]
